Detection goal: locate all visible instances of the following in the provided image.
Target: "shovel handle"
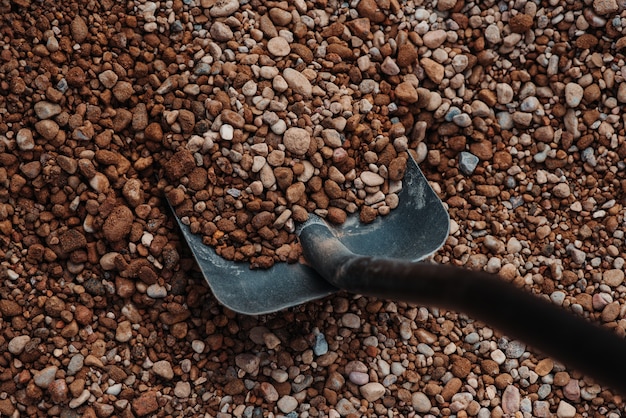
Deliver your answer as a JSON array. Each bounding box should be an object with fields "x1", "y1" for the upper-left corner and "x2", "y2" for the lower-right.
[{"x1": 300, "y1": 221, "x2": 626, "y2": 395}]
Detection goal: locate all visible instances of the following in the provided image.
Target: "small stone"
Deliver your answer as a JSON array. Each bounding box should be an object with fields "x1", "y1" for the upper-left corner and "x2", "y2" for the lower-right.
[
  {"x1": 421, "y1": 58, "x2": 444, "y2": 84},
  {"x1": 98, "y1": 70, "x2": 119, "y2": 89},
  {"x1": 146, "y1": 284, "x2": 167, "y2": 298},
  {"x1": 34, "y1": 101, "x2": 62, "y2": 119},
  {"x1": 48, "y1": 379, "x2": 68, "y2": 403},
  {"x1": 593, "y1": 0, "x2": 618, "y2": 15},
  {"x1": 67, "y1": 354, "x2": 84, "y2": 375},
  {"x1": 381, "y1": 56, "x2": 400, "y2": 75},
  {"x1": 423, "y1": 30, "x2": 447, "y2": 48},
  {"x1": 210, "y1": 21, "x2": 233, "y2": 41},
  {"x1": 397, "y1": 43, "x2": 418, "y2": 66},
  {"x1": 509, "y1": 14, "x2": 534, "y2": 33},
  {"x1": 349, "y1": 371, "x2": 369, "y2": 385},
  {"x1": 16, "y1": 128, "x2": 35, "y2": 151},
  {"x1": 341, "y1": 313, "x2": 361, "y2": 328},
  {"x1": 283, "y1": 68, "x2": 312, "y2": 98},
  {"x1": 267, "y1": 36, "x2": 290, "y2": 56},
  {"x1": 535, "y1": 358, "x2": 553, "y2": 376},
  {"x1": 485, "y1": 24, "x2": 502, "y2": 44},
  {"x1": 277, "y1": 395, "x2": 298, "y2": 413},
  {"x1": 35, "y1": 119, "x2": 60, "y2": 140},
  {"x1": 552, "y1": 183, "x2": 571, "y2": 198},
  {"x1": 103, "y1": 205, "x2": 134, "y2": 242},
  {"x1": 496, "y1": 83, "x2": 514, "y2": 104},
  {"x1": 395, "y1": 81, "x2": 418, "y2": 103},
  {"x1": 434, "y1": 0, "x2": 455, "y2": 10},
  {"x1": 360, "y1": 382, "x2": 385, "y2": 402},
  {"x1": 283, "y1": 127, "x2": 311, "y2": 156},
  {"x1": 459, "y1": 152, "x2": 479, "y2": 175},
  {"x1": 505, "y1": 340, "x2": 526, "y2": 358},
  {"x1": 152, "y1": 360, "x2": 174, "y2": 380},
  {"x1": 116, "y1": 320, "x2": 133, "y2": 342},
  {"x1": 502, "y1": 385, "x2": 521, "y2": 414},
  {"x1": 565, "y1": 83, "x2": 584, "y2": 107},
  {"x1": 8, "y1": 335, "x2": 31, "y2": 355},
  {"x1": 174, "y1": 381, "x2": 191, "y2": 398},
  {"x1": 412, "y1": 392, "x2": 432, "y2": 413},
  {"x1": 70, "y1": 16, "x2": 89, "y2": 42},
  {"x1": 210, "y1": 0, "x2": 240, "y2": 17},
  {"x1": 603, "y1": 269, "x2": 624, "y2": 286},
  {"x1": 252, "y1": 382, "x2": 276, "y2": 404},
  {"x1": 556, "y1": 400, "x2": 576, "y2": 418},
  {"x1": 112, "y1": 81, "x2": 134, "y2": 102},
  {"x1": 34, "y1": 366, "x2": 58, "y2": 389},
  {"x1": 235, "y1": 353, "x2": 260, "y2": 374},
  {"x1": 69, "y1": 389, "x2": 90, "y2": 409},
  {"x1": 336, "y1": 398, "x2": 357, "y2": 415},
  {"x1": 563, "y1": 379, "x2": 581, "y2": 402},
  {"x1": 360, "y1": 171, "x2": 384, "y2": 186},
  {"x1": 132, "y1": 391, "x2": 159, "y2": 416}
]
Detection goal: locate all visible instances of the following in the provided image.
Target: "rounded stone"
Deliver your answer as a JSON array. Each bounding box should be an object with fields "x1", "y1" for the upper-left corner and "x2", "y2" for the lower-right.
[{"x1": 282, "y1": 127, "x2": 311, "y2": 156}]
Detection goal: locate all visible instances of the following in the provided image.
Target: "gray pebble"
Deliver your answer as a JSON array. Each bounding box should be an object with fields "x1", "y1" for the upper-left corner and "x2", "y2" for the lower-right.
[
  {"x1": 67, "y1": 354, "x2": 85, "y2": 375},
  {"x1": 538, "y1": 383, "x2": 552, "y2": 399},
  {"x1": 505, "y1": 340, "x2": 526, "y2": 358},
  {"x1": 459, "y1": 152, "x2": 479, "y2": 175},
  {"x1": 312, "y1": 330, "x2": 328, "y2": 356},
  {"x1": 465, "y1": 332, "x2": 480, "y2": 344}
]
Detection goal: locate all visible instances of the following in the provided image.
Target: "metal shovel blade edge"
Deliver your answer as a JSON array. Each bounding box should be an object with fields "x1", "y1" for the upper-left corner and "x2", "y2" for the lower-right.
[{"x1": 170, "y1": 156, "x2": 450, "y2": 315}]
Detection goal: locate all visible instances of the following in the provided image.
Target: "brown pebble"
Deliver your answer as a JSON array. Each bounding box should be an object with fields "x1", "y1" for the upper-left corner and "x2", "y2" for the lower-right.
[
  {"x1": 327, "y1": 207, "x2": 347, "y2": 224},
  {"x1": 535, "y1": 358, "x2": 554, "y2": 376},
  {"x1": 441, "y1": 377, "x2": 462, "y2": 401},
  {"x1": 59, "y1": 229, "x2": 87, "y2": 254},
  {"x1": 164, "y1": 150, "x2": 196, "y2": 181},
  {"x1": 132, "y1": 391, "x2": 159, "y2": 416},
  {"x1": 397, "y1": 43, "x2": 418, "y2": 67},
  {"x1": 553, "y1": 371, "x2": 570, "y2": 387},
  {"x1": 509, "y1": 14, "x2": 533, "y2": 33},
  {"x1": 102, "y1": 206, "x2": 134, "y2": 242}
]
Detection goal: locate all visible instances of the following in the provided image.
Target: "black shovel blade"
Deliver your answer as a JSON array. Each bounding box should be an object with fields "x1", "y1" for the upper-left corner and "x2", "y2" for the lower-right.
[{"x1": 171, "y1": 156, "x2": 450, "y2": 315}]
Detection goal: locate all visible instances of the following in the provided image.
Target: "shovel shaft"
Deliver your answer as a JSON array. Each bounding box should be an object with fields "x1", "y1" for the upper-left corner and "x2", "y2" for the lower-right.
[{"x1": 300, "y1": 222, "x2": 626, "y2": 395}]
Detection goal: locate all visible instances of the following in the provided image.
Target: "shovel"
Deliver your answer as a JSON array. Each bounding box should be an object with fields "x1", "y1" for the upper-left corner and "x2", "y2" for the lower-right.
[{"x1": 168, "y1": 156, "x2": 626, "y2": 394}]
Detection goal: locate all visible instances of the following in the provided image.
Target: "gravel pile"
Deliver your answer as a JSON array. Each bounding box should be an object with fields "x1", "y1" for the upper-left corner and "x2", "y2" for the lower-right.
[{"x1": 2, "y1": 0, "x2": 626, "y2": 416}]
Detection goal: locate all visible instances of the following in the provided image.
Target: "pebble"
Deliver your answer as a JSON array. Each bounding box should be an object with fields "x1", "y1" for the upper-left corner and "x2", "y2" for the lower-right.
[
  {"x1": 312, "y1": 331, "x2": 328, "y2": 356},
  {"x1": 421, "y1": 57, "x2": 444, "y2": 84},
  {"x1": 69, "y1": 389, "x2": 90, "y2": 409},
  {"x1": 277, "y1": 395, "x2": 298, "y2": 413},
  {"x1": 491, "y1": 349, "x2": 506, "y2": 365},
  {"x1": 174, "y1": 381, "x2": 192, "y2": 398},
  {"x1": 496, "y1": 83, "x2": 514, "y2": 104},
  {"x1": 8, "y1": 335, "x2": 30, "y2": 355},
  {"x1": 282, "y1": 127, "x2": 311, "y2": 156},
  {"x1": 348, "y1": 371, "x2": 369, "y2": 385},
  {"x1": 412, "y1": 392, "x2": 432, "y2": 413},
  {"x1": 152, "y1": 360, "x2": 174, "y2": 380},
  {"x1": 341, "y1": 313, "x2": 361, "y2": 329},
  {"x1": 267, "y1": 37, "x2": 290, "y2": 56},
  {"x1": 502, "y1": 385, "x2": 521, "y2": 414},
  {"x1": 360, "y1": 382, "x2": 385, "y2": 402},
  {"x1": 34, "y1": 366, "x2": 58, "y2": 389},
  {"x1": 210, "y1": 0, "x2": 239, "y2": 17},
  {"x1": 556, "y1": 400, "x2": 577, "y2": 418},
  {"x1": 335, "y1": 398, "x2": 357, "y2": 415},
  {"x1": 282, "y1": 68, "x2": 312, "y2": 98},
  {"x1": 459, "y1": 152, "x2": 479, "y2": 175},
  {"x1": 146, "y1": 284, "x2": 168, "y2": 298},
  {"x1": 565, "y1": 83, "x2": 584, "y2": 107},
  {"x1": 67, "y1": 354, "x2": 85, "y2": 375}
]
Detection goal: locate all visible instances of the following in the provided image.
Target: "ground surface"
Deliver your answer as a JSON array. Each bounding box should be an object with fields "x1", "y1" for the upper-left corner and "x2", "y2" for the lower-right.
[{"x1": 1, "y1": 0, "x2": 626, "y2": 417}]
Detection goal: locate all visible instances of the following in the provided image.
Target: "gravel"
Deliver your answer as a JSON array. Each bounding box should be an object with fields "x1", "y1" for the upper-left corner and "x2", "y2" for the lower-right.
[{"x1": 2, "y1": 0, "x2": 626, "y2": 417}]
